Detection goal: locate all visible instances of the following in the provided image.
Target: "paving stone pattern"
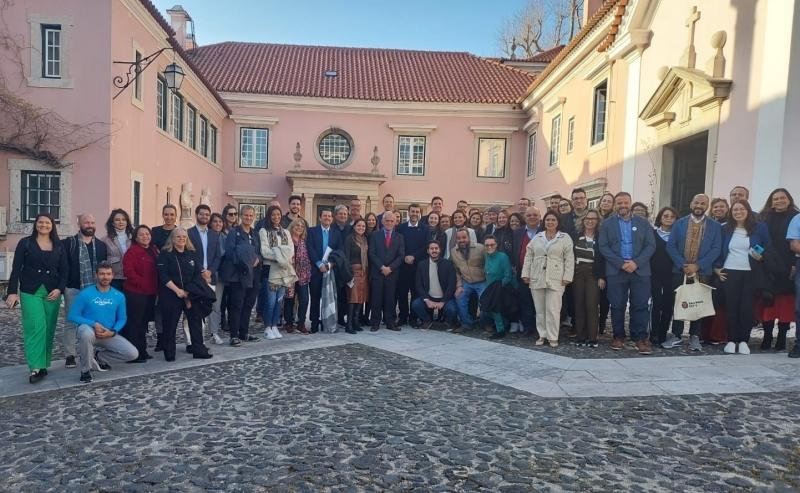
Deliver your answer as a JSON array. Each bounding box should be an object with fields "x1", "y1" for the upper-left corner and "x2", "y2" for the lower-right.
[{"x1": 1, "y1": 345, "x2": 798, "y2": 492}]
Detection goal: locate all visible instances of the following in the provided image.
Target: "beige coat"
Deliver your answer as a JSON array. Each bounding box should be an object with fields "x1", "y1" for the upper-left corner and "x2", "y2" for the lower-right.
[
  {"x1": 450, "y1": 242, "x2": 486, "y2": 287},
  {"x1": 259, "y1": 227, "x2": 298, "y2": 288},
  {"x1": 521, "y1": 231, "x2": 575, "y2": 290},
  {"x1": 101, "y1": 234, "x2": 131, "y2": 280}
]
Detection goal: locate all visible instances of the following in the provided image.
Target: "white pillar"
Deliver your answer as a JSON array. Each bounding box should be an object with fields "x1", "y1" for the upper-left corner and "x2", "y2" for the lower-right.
[{"x1": 621, "y1": 51, "x2": 642, "y2": 195}]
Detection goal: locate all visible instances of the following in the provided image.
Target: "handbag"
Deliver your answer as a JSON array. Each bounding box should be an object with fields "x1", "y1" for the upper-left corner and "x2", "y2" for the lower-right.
[{"x1": 673, "y1": 275, "x2": 715, "y2": 321}]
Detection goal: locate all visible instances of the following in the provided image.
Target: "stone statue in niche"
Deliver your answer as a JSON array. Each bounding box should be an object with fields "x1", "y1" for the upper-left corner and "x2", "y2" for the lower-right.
[
  {"x1": 200, "y1": 187, "x2": 212, "y2": 208},
  {"x1": 180, "y1": 182, "x2": 194, "y2": 227}
]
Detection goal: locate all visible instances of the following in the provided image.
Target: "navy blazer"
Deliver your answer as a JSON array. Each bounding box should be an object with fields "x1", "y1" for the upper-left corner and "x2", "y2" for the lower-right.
[
  {"x1": 666, "y1": 216, "x2": 722, "y2": 277},
  {"x1": 307, "y1": 225, "x2": 343, "y2": 277},
  {"x1": 599, "y1": 215, "x2": 656, "y2": 277},
  {"x1": 715, "y1": 222, "x2": 771, "y2": 268},
  {"x1": 368, "y1": 228, "x2": 405, "y2": 279},
  {"x1": 188, "y1": 226, "x2": 221, "y2": 281},
  {"x1": 415, "y1": 257, "x2": 457, "y2": 301}
]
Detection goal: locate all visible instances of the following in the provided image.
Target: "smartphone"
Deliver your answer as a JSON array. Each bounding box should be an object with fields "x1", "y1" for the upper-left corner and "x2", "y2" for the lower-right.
[{"x1": 751, "y1": 244, "x2": 764, "y2": 255}]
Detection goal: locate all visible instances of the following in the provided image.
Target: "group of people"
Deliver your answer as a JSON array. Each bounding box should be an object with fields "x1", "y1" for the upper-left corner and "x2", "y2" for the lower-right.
[{"x1": 7, "y1": 186, "x2": 800, "y2": 383}]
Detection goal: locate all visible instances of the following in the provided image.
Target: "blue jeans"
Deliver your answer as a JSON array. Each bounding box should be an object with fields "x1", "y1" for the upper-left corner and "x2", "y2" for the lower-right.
[
  {"x1": 457, "y1": 281, "x2": 486, "y2": 326},
  {"x1": 411, "y1": 297, "x2": 458, "y2": 324},
  {"x1": 263, "y1": 285, "x2": 286, "y2": 326},
  {"x1": 606, "y1": 273, "x2": 651, "y2": 342}
]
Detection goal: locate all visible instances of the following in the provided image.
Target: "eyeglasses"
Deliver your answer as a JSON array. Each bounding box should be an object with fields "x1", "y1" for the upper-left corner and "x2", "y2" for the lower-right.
[{"x1": 227, "y1": 212, "x2": 238, "y2": 216}]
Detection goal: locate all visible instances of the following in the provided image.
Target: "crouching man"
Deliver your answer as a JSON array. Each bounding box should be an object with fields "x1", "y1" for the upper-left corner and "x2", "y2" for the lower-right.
[{"x1": 67, "y1": 261, "x2": 138, "y2": 383}]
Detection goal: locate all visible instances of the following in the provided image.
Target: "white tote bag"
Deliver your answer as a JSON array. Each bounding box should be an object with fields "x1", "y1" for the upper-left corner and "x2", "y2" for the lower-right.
[{"x1": 673, "y1": 275, "x2": 716, "y2": 321}]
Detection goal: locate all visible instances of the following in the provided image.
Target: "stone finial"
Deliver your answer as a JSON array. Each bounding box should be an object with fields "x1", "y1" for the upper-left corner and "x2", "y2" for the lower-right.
[
  {"x1": 681, "y1": 6, "x2": 701, "y2": 68},
  {"x1": 370, "y1": 146, "x2": 380, "y2": 175},
  {"x1": 708, "y1": 31, "x2": 727, "y2": 78},
  {"x1": 293, "y1": 142, "x2": 302, "y2": 170}
]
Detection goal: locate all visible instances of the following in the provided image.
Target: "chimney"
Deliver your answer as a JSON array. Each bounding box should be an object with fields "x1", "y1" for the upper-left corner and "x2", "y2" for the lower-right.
[
  {"x1": 583, "y1": 0, "x2": 606, "y2": 28},
  {"x1": 166, "y1": 5, "x2": 195, "y2": 50}
]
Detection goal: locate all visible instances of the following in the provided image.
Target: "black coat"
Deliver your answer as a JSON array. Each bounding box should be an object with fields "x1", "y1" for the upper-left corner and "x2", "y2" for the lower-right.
[
  {"x1": 62, "y1": 235, "x2": 108, "y2": 289},
  {"x1": 415, "y1": 258, "x2": 457, "y2": 302},
  {"x1": 8, "y1": 237, "x2": 68, "y2": 295},
  {"x1": 185, "y1": 278, "x2": 217, "y2": 318},
  {"x1": 219, "y1": 226, "x2": 261, "y2": 287},
  {"x1": 480, "y1": 281, "x2": 519, "y2": 320},
  {"x1": 328, "y1": 249, "x2": 354, "y2": 289}
]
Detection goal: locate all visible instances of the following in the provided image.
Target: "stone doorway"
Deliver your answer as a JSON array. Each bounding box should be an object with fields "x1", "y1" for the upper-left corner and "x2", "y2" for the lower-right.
[{"x1": 661, "y1": 131, "x2": 708, "y2": 215}]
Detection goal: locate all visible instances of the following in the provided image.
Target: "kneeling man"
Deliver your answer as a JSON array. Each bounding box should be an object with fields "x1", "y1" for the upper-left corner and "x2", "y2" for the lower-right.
[
  {"x1": 67, "y1": 261, "x2": 138, "y2": 383},
  {"x1": 412, "y1": 240, "x2": 458, "y2": 330}
]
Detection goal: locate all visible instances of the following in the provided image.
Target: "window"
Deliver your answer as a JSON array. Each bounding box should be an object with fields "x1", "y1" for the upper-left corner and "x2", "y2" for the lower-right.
[
  {"x1": 21, "y1": 171, "x2": 61, "y2": 222},
  {"x1": 397, "y1": 136, "x2": 426, "y2": 176},
  {"x1": 186, "y1": 105, "x2": 197, "y2": 150},
  {"x1": 41, "y1": 24, "x2": 61, "y2": 78},
  {"x1": 156, "y1": 77, "x2": 168, "y2": 131},
  {"x1": 592, "y1": 80, "x2": 608, "y2": 145},
  {"x1": 133, "y1": 50, "x2": 142, "y2": 100},
  {"x1": 171, "y1": 92, "x2": 183, "y2": 141},
  {"x1": 199, "y1": 116, "x2": 208, "y2": 157},
  {"x1": 549, "y1": 115, "x2": 561, "y2": 167},
  {"x1": 317, "y1": 129, "x2": 353, "y2": 168},
  {"x1": 210, "y1": 125, "x2": 218, "y2": 163},
  {"x1": 240, "y1": 127, "x2": 268, "y2": 168},
  {"x1": 476, "y1": 138, "x2": 507, "y2": 178},
  {"x1": 567, "y1": 117, "x2": 575, "y2": 154},
  {"x1": 526, "y1": 133, "x2": 536, "y2": 177},
  {"x1": 132, "y1": 180, "x2": 141, "y2": 226}
]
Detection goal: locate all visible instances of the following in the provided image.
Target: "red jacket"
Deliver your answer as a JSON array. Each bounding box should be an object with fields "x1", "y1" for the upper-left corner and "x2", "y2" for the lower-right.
[{"x1": 123, "y1": 243, "x2": 159, "y2": 295}]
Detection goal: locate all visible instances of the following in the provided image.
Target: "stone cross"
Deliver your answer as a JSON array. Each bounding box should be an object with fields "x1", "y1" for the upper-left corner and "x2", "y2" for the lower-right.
[{"x1": 682, "y1": 6, "x2": 701, "y2": 68}]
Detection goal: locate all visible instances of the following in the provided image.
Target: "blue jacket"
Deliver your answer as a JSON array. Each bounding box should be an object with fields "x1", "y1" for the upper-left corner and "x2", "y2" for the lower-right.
[
  {"x1": 666, "y1": 216, "x2": 722, "y2": 277},
  {"x1": 715, "y1": 222, "x2": 771, "y2": 268},
  {"x1": 188, "y1": 226, "x2": 221, "y2": 282},
  {"x1": 306, "y1": 225, "x2": 343, "y2": 277},
  {"x1": 598, "y1": 215, "x2": 656, "y2": 277}
]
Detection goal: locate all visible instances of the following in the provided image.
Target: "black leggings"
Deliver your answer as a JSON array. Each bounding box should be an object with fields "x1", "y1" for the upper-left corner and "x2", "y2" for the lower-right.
[{"x1": 722, "y1": 270, "x2": 755, "y2": 344}]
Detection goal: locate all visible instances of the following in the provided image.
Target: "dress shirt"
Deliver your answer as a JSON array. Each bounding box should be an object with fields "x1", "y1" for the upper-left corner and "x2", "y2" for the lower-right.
[
  {"x1": 619, "y1": 217, "x2": 634, "y2": 260},
  {"x1": 197, "y1": 226, "x2": 209, "y2": 269}
]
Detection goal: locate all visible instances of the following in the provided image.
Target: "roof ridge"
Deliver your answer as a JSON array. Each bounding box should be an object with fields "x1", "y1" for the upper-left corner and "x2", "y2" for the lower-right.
[{"x1": 191, "y1": 40, "x2": 475, "y2": 57}]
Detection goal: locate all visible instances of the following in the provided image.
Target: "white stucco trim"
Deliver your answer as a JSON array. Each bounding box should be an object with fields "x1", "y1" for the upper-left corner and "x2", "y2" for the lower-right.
[
  {"x1": 27, "y1": 14, "x2": 74, "y2": 89},
  {"x1": 386, "y1": 124, "x2": 437, "y2": 133},
  {"x1": 468, "y1": 126, "x2": 518, "y2": 134},
  {"x1": 7, "y1": 159, "x2": 74, "y2": 236},
  {"x1": 231, "y1": 115, "x2": 279, "y2": 126},
  {"x1": 621, "y1": 50, "x2": 642, "y2": 194}
]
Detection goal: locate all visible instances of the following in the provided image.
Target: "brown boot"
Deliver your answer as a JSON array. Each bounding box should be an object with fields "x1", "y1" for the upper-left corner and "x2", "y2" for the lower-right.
[
  {"x1": 611, "y1": 338, "x2": 625, "y2": 350},
  {"x1": 635, "y1": 340, "x2": 653, "y2": 355}
]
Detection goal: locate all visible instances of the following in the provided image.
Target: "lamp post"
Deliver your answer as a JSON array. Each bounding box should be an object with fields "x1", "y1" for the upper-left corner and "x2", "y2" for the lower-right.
[{"x1": 112, "y1": 48, "x2": 185, "y2": 99}]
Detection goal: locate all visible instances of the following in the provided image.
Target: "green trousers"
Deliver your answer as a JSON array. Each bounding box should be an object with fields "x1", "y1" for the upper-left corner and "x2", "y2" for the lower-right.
[
  {"x1": 488, "y1": 312, "x2": 505, "y2": 333},
  {"x1": 20, "y1": 285, "x2": 61, "y2": 370}
]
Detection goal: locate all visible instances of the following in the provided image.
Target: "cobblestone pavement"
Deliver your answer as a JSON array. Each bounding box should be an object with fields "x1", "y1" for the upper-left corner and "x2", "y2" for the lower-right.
[{"x1": 1, "y1": 345, "x2": 798, "y2": 492}]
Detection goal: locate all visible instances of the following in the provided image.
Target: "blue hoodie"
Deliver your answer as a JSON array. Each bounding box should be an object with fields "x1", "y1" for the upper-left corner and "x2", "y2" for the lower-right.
[{"x1": 67, "y1": 285, "x2": 127, "y2": 332}]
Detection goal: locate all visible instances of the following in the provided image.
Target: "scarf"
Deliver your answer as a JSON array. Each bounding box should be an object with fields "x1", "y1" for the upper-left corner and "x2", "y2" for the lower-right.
[
  {"x1": 77, "y1": 235, "x2": 96, "y2": 289},
  {"x1": 267, "y1": 227, "x2": 289, "y2": 248},
  {"x1": 353, "y1": 233, "x2": 368, "y2": 272},
  {"x1": 116, "y1": 229, "x2": 129, "y2": 256},
  {"x1": 656, "y1": 227, "x2": 671, "y2": 242}
]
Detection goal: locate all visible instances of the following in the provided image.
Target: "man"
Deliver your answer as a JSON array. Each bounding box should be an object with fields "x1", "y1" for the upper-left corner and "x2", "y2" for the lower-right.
[
  {"x1": 397, "y1": 203, "x2": 427, "y2": 326},
  {"x1": 450, "y1": 228, "x2": 486, "y2": 331},
  {"x1": 412, "y1": 240, "x2": 458, "y2": 330},
  {"x1": 547, "y1": 194, "x2": 562, "y2": 213},
  {"x1": 517, "y1": 197, "x2": 531, "y2": 213},
  {"x1": 281, "y1": 195, "x2": 307, "y2": 229},
  {"x1": 188, "y1": 204, "x2": 222, "y2": 346},
  {"x1": 151, "y1": 204, "x2": 178, "y2": 250},
  {"x1": 664, "y1": 194, "x2": 721, "y2": 351},
  {"x1": 376, "y1": 194, "x2": 395, "y2": 225},
  {"x1": 599, "y1": 192, "x2": 656, "y2": 355},
  {"x1": 457, "y1": 200, "x2": 469, "y2": 212},
  {"x1": 422, "y1": 196, "x2": 445, "y2": 226},
  {"x1": 729, "y1": 186, "x2": 749, "y2": 205},
  {"x1": 62, "y1": 213, "x2": 108, "y2": 368},
  {"x1": 67, "y1": 261, "x2": 138, "y2": 384},
  {"x1": 221, "y1": 205, "x2": 262, "y2": 346},
  {"x1": 332, "y1": 204, "x2": 352, "y2": 325},
  {"x1": 512, "y1": 206, "x2": 541, "y2": 336},
  {"x1": 787, "y1": 213, "x2": 800, "y2": 358},
  {"x1": 307, "y1": 209, "x2": 343, "y2": 333},
  {"x1": 349, "y1": 198, "x2": 363, "y2": 224},
  {"x1": 482, "y1": 205, "x2": 501, "y2": 237},
  {"x1": 569, "y1": 188, "x2": 589, "y2": 232},
  {"x1": 368, "y1": 213, "x2": 405, "y2": 331}
]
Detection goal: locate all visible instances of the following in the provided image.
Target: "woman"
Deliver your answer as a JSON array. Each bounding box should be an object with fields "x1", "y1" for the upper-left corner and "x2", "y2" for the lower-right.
[
  {"x1": 102, "y1": 209, "x2": 134, "y2": 291},
  {"x1": 443, "y1": 210, "x2": 477, "y2": 259},
  {"x1": 482, "y1": 235, "x2": 515, "y2": 339},
  {"x1": 631, "y1": 202, "x2": 650, "y2": 220},
  {"x1": 558, "y1": 199, "x2": 573, "y2": 216},
  {"x1": 364, "y1": 212, "x2": 379, "y2": 236},
  {"x1": 522, "y1": 211, "x2": 574, "y2": 348},
  {"x1": 207, "y1": 212, "x2": 228, "y2": 344},
  {"x1": 509, "y1": 213, "x2": 523, "y2": 231},
  {"x1": 469, "y1": 211, "x2": 485, "y2": 243},
  {"x1": 259, "y1": 206, "x2": 297, "y2": 340},
  {"x1": 222, "y1": 204, "x2": 239, "y2": 232},
  {"x1": 122, "y1": 225, "x2": 159, "y2": 362},
  {"x1": 5, "y1": 213, "x2": 68, "y2": 383},
  {"x1": 156, "y1": 228, "x2": 211, "y2": 361},
  {"x1": 439, "y1": 214, "x2": 451, "y2": 231},
  {"x1": 343, "y1": 218, "x2": 369, "y2": 334},
  {"x1": 572, "y1": 210, "x2": 604, "y2": 347},
  {"x1": 393, "y1": 210, "x2": 402, "y2": 225},
  {"x1": 285, "y1": 219, "x2": 312, "y2": 335},
  {"x1": 425, "y1": 211, "x2": 447, "y2": 252},
  {"x1": 757, "y1": 188, "x2": 799, "y2": 350},
  {"x1": 710, "y1": 198, "x2": 730, "y2": 224},
  {"x1": 715, "y1": 201, "x2": 770, "y2": 355},
  {"x1": 494, "y1": 210, "x2": 515, "y2": 260},
  {"x1": 598, "y1": 192, "x2": 615, "y2": 219},
  {"x1": 650, "y1": 207, "x2": 678, "y2": 346}
]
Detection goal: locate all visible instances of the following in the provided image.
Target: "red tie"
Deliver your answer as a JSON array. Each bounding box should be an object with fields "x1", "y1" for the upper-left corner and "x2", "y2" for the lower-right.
[{"x1": 384, "y1": 229, "x2": 391, "y2": 248}]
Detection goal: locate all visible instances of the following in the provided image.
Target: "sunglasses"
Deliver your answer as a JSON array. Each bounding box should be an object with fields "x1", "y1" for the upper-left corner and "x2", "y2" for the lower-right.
[{"x1": 227, "y1": 212, "x2": 238, "y2": 216}]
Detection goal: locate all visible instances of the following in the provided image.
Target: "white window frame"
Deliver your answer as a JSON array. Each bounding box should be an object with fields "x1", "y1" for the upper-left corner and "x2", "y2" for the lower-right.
[
  {"x1": 131, "y1": 171, "x2": 143, "y2": 227},
  {"x1": 42, "y1": 25, "x2": 61, "y2": 78},
  {"x1": 397, "y1": 135, "x2": 426, "y2": 176},
  {"x1": 210, "y1": 125, "x2": 218, "y2": 164},
  {"x1": 133, "y1": 50, "x2": 143, "y2": 102},
  {"x1": 476, "y1": 137, "x2": 508, "y2": 179},
  {"x1": 526, "y1": 132, "x2": 536, "y2": 178},
  {"x1": 171, "y1": 91, "x2": 184, "y2": 141},
  {"x1": 186, "y1": 105, "x2": 197, "y2": 150},
  {"x1": 199, "y1": 116, "x2": 208, "y2": 157},
  {"x1": 592, "y1": 80, "x2": 608, "y2": 146},
  {"x1": 156, "y1": 77, "x2": 168, "y2": 131},
  {"x1": 549, "y1": 114, "x2": 562, "y2": 168},
  {"x1": 567, "y1": 116, "x2": 575, "y2": 154},
  {"x1": 8, "y1": 158, "x2": 73, "y2": 235},
  {"x1": 239, "y1": 127, "x2": 269, "y2": 169},
  {"x1": 27, "y1": 14, "x2": 72, "y2": 88}
]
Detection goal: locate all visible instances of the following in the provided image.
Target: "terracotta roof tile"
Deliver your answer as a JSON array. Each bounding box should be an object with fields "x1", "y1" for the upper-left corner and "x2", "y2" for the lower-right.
[{"x1": 187, "y1": 42, "x2": 536, "y2": 104}]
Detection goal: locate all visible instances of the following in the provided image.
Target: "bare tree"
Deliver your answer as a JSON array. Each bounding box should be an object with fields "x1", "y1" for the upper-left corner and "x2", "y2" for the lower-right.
[{"x1": 497, "y1": 0, "x2": 584, "y2": 58}]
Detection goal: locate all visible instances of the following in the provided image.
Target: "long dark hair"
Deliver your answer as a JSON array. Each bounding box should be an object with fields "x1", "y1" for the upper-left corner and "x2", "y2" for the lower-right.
[
  {"x1": 726, "y1": 200, "x2": 757, "y2": 236},
  {"x1": 30, "y1": 212, "x2": 60, "y2": 244},
  {"x1": 105, "y1": 209, "x2": 134, "y2": 239},
  {"x1": 265, "y1": 205, "x2": 283, "y2": 228},
  {"x1": 364, "y1": 212, "x2": 378, "y2": 234},
  {"x1": 759, "y1": 188, "x2": 799, "y2": 220},
  {"x1": 351, "y1": 218, "x2": 367, "y2": 237},
  {"x1": 222, "y1": 204, "x2": 238, "y2": 230},
  {"x1": 541, "y1": 210, "x2": 562, "y2": 231}
]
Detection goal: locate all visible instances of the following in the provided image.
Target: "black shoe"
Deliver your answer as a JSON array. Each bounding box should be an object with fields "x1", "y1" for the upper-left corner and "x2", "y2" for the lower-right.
[
  {"x1": 127, "y1": 357, "x2": 147, "y2": 363},
  {"x1": 370, "y1": 325, "x2": 380, "y2": 332},
  {"x1": 246, "y1": 335, "x2": 260, "y2": 342},
  {"x1": 193, "y1": 352, "x2": 213, "y2": 359},
  {"x1": 355, "y1": 326, "x2": 364, "y2": 332},
  {"x1": 144, "y1": 352, "x2": 153, "y2": 359},
  {"x1": 775, "y1": 328, "x2": 788, "y2": 351},
  {"x1": 41, "y1": 368, "x2": 48, "y2": 376},
  {"x1": 387, "y1": 323, "x2": 401, "y2": 331},
  {"x1": 490, "y1": 331, "x2": 506, "y2": 340},
  {"x1": 789, "y1": 344, "x2": 800, "y2": 358},
  {"x1": 79, "y1": 371, "x2": 93, "y2": 384},
  {"x1": 420, "y1": 321, "x2": 433, "y2": 331},
  {"x1": 230, "y1": 338, "x2": 242, "y2": 347},
  {"x1": 345, "y1": 328, "x2": 357, "y2": 334},
  {"x1": 94, "y1": 351, "x2": 111, "y2": 371},
  {"x1": 186, "y1": 345, "x2": 194, "y2": 354},
  {"x1": 65, "y1": 356, "x2": 76, "y2": 368},
  {"x1": 29, "y1": 370, "x2": 45, "y2": 384},
  {"x1": 154, "y1": 344, "x2": 163, "y2": 352},
  {"x1": 760, "y1": 332, "x2": 773, "y2": 350},
  {"x1": 310, "y1": 325, "x2": 320, "y2": 334},
  {"x1": 397, "y1": 318, "x2": 408, "y2": 327},
  {"x1": 165, "y1": 355, "x2": 176, "y2": 362}
]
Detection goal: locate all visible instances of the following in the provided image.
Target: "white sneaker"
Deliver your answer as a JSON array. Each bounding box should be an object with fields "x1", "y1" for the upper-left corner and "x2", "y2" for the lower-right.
[
  {"x1": 509, "y1": 322, "x2": 520, "y2": 333},
  {"x1": 272, "y1": 327, "x2": 283, "y2": 339},
  {"x1": 265, "y1": 327, "x2": 276, "y2": 340},
  {"x1": 738, "y1": 342, "x2": 750, "y2": 355},
  {"x1": 212, "y1": 334, "x2": 225, "y2": 345},
  {"x1": 723, "y1": 342, "x2": 736, "y2": 354}
]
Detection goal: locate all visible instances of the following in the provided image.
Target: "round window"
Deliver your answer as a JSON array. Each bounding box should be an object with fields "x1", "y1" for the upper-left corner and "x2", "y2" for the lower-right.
[{"x1": 316, "y1": 129, "x2": 354, "y2": 169}]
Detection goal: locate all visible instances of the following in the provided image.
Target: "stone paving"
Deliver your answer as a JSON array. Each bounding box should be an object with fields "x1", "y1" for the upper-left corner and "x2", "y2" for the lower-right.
[{"x1": 1, "y1": 344, "x2": 799, "y2": 492}]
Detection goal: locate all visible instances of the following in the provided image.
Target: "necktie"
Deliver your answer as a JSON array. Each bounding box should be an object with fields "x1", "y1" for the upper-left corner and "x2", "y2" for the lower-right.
[{"x1": 384, "y1": 230, "x2": 391, "y2": 248}]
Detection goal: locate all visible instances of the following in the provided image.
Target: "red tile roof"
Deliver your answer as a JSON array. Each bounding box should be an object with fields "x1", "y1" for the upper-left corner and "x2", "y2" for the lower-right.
[
  {"x1": 187, "y1": 42, "x2": 537, "y2": 104},
  {"x1": 510, "y1": 45, "x2": 566, "y2": 63}
]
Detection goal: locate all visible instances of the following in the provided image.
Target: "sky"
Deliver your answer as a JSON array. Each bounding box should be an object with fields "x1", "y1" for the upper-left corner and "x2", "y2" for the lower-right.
[{"x1": 151, "y1": 0, "x2": 527, "y2": 56}]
